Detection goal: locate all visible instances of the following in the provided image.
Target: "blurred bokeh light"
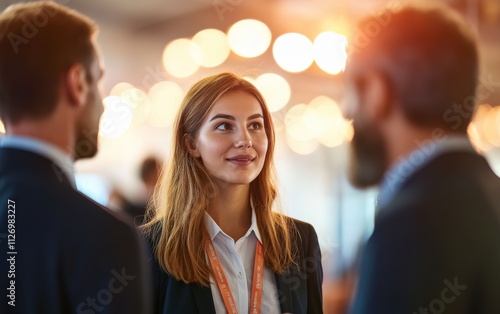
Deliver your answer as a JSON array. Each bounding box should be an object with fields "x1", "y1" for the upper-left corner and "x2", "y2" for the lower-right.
[
  {"x1": 254, "y1": 73, "x2": 291, "y2": 112},
  {"x1": 162, "y1": 39, "x2": 200, "y2": 78},
  {"x1": 286, "y1": 133, "x2": 320, "y2": 155},
  {"x1": 273, "y1": 33, "x2": 314, "y2": 73},
  {"x1": 227, "y1": 19, "x2": 272, "y2": 58},
  {"x1": 99, "y1": 96, "x2": 134, "y2": 139},
  {"x1": 191, "y1": 29, "x2": 230, "y2": 68},
  {"x1": 146, "y1": 81, "x2": 184, "y2": 128},
  {"x1": 314, "y1": 32, "x2": 348, "y2": 75},
  {"x1": 109, "y1": 82, "x2": 135, "y2": 96},
  {"x1": 469, "y1": 104, "x2": 500, "y2": 151},
  {"x1": 0, "y1": 119, "x2": 5, "y2": 133},
  {"x1": 285, "y1": 96, "x2": 353, "y2": 150}
]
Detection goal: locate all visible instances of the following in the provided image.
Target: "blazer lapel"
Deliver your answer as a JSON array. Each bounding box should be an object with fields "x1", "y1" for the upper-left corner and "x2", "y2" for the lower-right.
[
  {"x1": 190, "y1": 283, "x2": 216, "y2": 314},
  {"x1": 189, "y1": 273, "x2": 292, "y2": 314},
  {"x1": 275, "y1": 270, "x2": 293, "y2": 313}
]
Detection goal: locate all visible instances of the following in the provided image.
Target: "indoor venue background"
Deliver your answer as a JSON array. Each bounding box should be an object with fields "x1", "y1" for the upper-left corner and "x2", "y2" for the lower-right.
[{"x1": 1, "y1": 0, "x2": 499, "y2": 312}]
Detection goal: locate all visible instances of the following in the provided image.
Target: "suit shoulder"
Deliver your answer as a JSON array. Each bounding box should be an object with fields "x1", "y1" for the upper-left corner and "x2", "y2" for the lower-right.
[{"x1": 288, "y1": 217, "x2": 316, "y2": 236}]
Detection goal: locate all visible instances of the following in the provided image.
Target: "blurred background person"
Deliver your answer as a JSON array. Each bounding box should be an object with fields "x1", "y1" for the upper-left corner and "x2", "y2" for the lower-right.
[
  {"x1": 343, "y1": 4, "x2": 500, "y2": 314},
  {"x1": 142, "y1": 72, "x2": 323, "y2": 313},
  {"x1": 123, "y1": 156, "x2": 162, "y2": 224},
  {"x1": 0, "y1": 2, "x2": 150, "y2": 313}
]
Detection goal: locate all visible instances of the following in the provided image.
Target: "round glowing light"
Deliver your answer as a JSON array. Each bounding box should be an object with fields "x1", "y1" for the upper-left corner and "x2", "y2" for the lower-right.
[
  {"x1": 308, "y1": 96, "x2": 350, "y2": 147},
  {"x1": 163, "y1": 39, "x2": 199, "y2": 78},
  {"x1": 286, "y1": 133, "x2": 319, "y2": 155},
  {"x1": 285, "y1": 104, "x2": 315, "y2": 142},
  {"x1": 99, "y1": 96, "x2": 134, "y2": 139},
  {"x1": 120, "y1": 88, "x2": 151, "y2": 126},
  {"x1": 191, "y1": 29, "x2": 230, "y2": 67},
  {"x1": 314, "y1": 32, "x2": 348, "y2": 75},
  {"x1": 0, "y1": 119, "x2": 5, "y2": 133},
  {"x1": 255, "y1": 73, "x2": 291, "y2": 112},
  {"x1": 273, "y1": 33, "x2": 314, "y2": 73},
  {"x1": 227, "y1": 19, "x2": 272, "y2": 58},
  {"x1": 147, "y1": 81, "x2": 184, "y2": 128},
  {"x1": 109, "y1": 82, "x2": 134, "y2": 97}
]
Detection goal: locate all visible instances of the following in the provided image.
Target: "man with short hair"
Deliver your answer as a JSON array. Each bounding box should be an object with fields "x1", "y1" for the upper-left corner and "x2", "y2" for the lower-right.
[
  {"x1": 344, "y1": 4, "x2": 500, "y2": 313},
  {"x1": 0, "y1": 2, "x2": 150, "y2": 313}
]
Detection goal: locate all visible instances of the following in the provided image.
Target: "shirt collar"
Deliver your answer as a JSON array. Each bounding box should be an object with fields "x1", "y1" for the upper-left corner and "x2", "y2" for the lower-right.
[
  {"x1": 204, "y1": 205, "x2": 262, "y2": 243},
  {"x1": 377, "y1": 135, "x2": 474, "y2": 211},
  {"x1": 0, "y1": 135, "x2": 76, "y2": 188}
]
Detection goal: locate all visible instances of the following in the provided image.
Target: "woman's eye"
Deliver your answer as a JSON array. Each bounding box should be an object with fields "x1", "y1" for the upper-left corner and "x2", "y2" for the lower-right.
[
  {"x1": 249, "y1": 122, "x2": 263, "y2": 130},
  {"x1": 216, "y1": 123, "x2": 233, "y2": 131}
]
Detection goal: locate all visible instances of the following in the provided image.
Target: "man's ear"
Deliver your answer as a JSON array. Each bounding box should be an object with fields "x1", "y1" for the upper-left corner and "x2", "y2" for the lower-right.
[
  {"x1": 363, "y1": 71, "x2": 393, "y2": 121},
  {"x1": 184, "y1": 134, "x2": 200, "y2": 158},
  {"x1": 65, "y1": 64, "x2": 88, "y2": 107}
]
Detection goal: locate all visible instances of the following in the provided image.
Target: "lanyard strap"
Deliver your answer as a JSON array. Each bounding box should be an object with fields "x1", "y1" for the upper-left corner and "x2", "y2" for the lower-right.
[{"x1": 205, "y1": 236, "x2": 264, "y2": 314}]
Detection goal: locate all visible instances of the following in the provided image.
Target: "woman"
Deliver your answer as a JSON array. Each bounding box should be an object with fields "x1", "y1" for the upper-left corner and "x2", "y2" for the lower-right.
[{"x1": 142, "y1": 72, "x2": 323, "y2": 314}]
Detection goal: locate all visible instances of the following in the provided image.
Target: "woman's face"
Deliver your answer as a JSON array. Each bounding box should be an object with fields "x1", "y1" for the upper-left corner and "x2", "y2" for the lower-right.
[{"x1": 190, "y1": 90, "x2": 268, "y2": 188}]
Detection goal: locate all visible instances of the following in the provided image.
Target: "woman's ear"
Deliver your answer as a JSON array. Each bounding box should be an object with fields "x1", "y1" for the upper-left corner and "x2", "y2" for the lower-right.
[
  {"x1": 184, "y1": 134, "x2": 200, "y2": 158},
  {"x1": 65, "y1": 63, "x2": 88, "y2": 107}
]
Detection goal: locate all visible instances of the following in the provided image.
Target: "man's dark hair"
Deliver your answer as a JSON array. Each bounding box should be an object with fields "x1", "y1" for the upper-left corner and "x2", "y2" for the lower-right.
[
  {"x1": 351, "y1": 5, "x2": 478, "y2": 132},
  {"x1": 0, "y1": 2, "x2": 97, "y2": 124}
]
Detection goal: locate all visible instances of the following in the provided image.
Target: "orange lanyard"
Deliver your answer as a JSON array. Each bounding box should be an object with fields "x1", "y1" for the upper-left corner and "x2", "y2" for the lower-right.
[{"x1": 205, "y1": 236, "x2": 264, "y2": 314}]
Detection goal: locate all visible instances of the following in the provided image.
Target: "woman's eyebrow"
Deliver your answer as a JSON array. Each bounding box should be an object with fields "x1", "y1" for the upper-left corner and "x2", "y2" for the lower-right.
[
  {"x1": 248, "y1": 114, "x2": 264, "y2": 120},
  {"x1": 209, "y1": 113, "x2": 263, "y2": 122},
  {"x1": 209, "y1": 114, "x2": 235, "y2": 122}
]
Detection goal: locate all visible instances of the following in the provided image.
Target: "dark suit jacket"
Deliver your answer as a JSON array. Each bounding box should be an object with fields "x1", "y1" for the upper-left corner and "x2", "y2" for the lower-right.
[
  {"x1": 0, "y1": 147, "x2": 151, "y2": 314},
  {"x1": 351, "y1": 151, "x2": 500, "y2": 314},
  {"x1": 149, "y1": 218, "x2": 323, "y2": 313}
]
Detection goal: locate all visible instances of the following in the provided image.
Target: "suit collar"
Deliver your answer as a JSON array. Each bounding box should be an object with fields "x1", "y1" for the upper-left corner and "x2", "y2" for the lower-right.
[
  {"x1": 377, "y1": 136, "x2": 474, "y2": 211},
  {"x1": 0, "y1": 136, "x2": 75, "y2": 188},
  {"x1": 0, "y1": 146, "x2": 74, "y2": 189}
]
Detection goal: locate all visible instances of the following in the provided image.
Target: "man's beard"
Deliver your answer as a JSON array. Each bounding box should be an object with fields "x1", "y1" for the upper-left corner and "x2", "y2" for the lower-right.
[
  {"x1": 74, "y1": 126, "x2": 99, "y2": 160},
  {"x1": 348, "y1": 118, "x2": 388, "y2": 188}
]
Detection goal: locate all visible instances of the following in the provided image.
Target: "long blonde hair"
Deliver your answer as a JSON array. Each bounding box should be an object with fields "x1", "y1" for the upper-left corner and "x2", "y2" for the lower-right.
[{"x1": 141, "y1": 72, "x2": 296, "y2": 286}]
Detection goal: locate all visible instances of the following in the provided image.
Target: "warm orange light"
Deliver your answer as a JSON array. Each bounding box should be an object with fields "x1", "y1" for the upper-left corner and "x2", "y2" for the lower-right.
[
  {"x1": 255, "y1": 73, "x2": 291, "y2": 112},
  {"x1": 286, "y1": 134, "x2": 319, "y2": 155},
  {"x1": 228, "y1": 19, "x2": 272, "y2": 58},
  {"x1": 147, "y1": 81, "x2": 184, "y2": 128},
  {"x1": 285, "y1": 104, "x2": 315, "y2": 142},
  {"x1": 314, "y1": 32, "x2": 348, "y2": 75},
  {"x1": 109, "y1": 82, "x2": 135, "y2": 96},
  {"x1": 99, "y1": 96, "x2": 134, "y2": 139},
  {"x1": 273, "y1": 33, "x2": 314, "y2": 73},
  {"x1": 191, "y1": 29, "x2": 230, "y2": 67},
  {"x1": 163, "y1": 39, "x2": 199, "y2": 78}
]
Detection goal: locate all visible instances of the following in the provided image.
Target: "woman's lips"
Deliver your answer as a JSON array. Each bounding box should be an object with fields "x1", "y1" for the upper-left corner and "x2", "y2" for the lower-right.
[{"x1": 226, "y1": 155, "x2": 255, "y2": 166}]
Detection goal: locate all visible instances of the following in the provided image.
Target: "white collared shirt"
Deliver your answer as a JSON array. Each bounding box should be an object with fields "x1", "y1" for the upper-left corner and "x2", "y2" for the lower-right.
[
  {"x1": 204, "y1": 210, "x2": 281, "y2": 314},
  {"x1": 0, "y1": 135, "x2": 76, "y2": 188}
]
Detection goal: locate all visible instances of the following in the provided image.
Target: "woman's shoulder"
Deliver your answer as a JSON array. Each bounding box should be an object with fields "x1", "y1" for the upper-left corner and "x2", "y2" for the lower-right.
[{"x1": 278, "y1": 214, "x2": 317, "y2": 237}]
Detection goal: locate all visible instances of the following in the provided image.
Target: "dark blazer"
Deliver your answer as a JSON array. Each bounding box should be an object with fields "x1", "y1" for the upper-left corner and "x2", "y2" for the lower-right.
[
  {"x1": 0, "y1": 147, "x2": 151, "y2": 314},
  {"x1": 350, "y1": 151, "x2": 500, "y2": 314},
  {"x1": 149, "y1": 218, "x2": 323, "y2": 313}
]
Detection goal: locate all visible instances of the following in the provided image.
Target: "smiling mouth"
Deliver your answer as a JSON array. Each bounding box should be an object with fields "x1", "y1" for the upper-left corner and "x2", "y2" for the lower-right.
[{"x1": 226, "y1": 156, "x2": 256, "y2": 165}]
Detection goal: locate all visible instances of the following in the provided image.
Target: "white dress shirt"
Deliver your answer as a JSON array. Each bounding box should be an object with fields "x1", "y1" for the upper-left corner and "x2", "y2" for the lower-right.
[
  {"x1": 204, "y1": 209, "x2": 281, "y2": 314},
  {"x1": 0, "y1": 135, "x2": 76, "y2": 188}
]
